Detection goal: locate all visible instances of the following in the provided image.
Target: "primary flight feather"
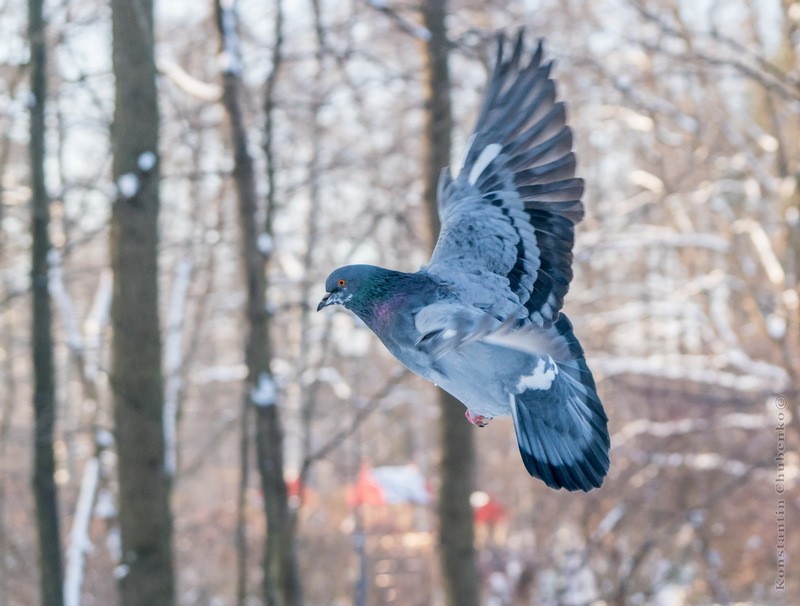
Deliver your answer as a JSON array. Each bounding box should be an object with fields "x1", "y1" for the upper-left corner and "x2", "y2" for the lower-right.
[{"x1": 318, "y1": 32, "x2": 609, "y2": 491}]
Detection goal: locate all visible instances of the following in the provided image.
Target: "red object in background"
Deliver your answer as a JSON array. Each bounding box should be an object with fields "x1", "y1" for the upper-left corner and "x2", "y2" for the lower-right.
[
  {"x1": 285, "y1": 475, "x2": 304, "y2": 503},
  {"x1": 473, "y1": 496, "x2": 506, "y2": 525},
  {"x1": 347, "y1": 464, "x2": 431, "y2": 507},
  {"x1": 347, "y1": 466, "x2": 387, "y2": 506},
  {"x1": 257, "y1": 475, "x2": 308, "y2": 505}
]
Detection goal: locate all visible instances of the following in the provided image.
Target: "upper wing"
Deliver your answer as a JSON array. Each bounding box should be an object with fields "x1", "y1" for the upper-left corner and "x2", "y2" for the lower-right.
[{"x1": 426, "y1": 32, "x2": 584, "y2": 327}]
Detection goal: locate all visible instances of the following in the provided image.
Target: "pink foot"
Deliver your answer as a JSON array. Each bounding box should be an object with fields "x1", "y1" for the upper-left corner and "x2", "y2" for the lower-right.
[{"x1": 465, "y1": 409, "x2": 491, "y2": 427}]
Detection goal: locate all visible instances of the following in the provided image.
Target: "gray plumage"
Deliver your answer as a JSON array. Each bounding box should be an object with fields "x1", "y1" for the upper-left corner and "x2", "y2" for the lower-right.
[{"x1": 318, "y1": 32, "x2": 609, "y2": 491}]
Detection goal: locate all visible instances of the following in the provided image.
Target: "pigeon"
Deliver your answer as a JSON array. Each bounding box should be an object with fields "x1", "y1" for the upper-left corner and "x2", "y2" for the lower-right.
[{"x1": 317, "y1": 32, "x2": 609, "y2": 491}]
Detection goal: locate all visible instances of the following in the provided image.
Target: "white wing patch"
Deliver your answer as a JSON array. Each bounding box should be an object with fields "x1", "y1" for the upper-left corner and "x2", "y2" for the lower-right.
[
  {"x1": 516, "y1": 358, "x2": 559, "y2": 391},
  {"x1": 468, "y1": 143, "x2": 503, "y2": 186}
]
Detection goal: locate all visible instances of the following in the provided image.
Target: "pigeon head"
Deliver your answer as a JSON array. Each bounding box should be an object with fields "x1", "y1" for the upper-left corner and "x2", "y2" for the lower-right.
[
  {"x1": 318, "y1": 264, "x2": 432, "y2": 329},
  {"x1": 317, "y1": 264, "x2": 382, "y2": 313}
]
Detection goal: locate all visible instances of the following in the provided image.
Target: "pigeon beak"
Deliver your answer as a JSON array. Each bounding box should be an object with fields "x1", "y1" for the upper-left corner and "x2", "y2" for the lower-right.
[{"x1": 317, "y1": 292, "x2": 332, "y2": 311}]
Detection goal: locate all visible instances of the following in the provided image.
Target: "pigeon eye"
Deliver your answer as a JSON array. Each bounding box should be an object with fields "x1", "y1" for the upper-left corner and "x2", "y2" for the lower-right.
[{"x1": 337, "y1": 279, "x2": 347, "y2": 288}]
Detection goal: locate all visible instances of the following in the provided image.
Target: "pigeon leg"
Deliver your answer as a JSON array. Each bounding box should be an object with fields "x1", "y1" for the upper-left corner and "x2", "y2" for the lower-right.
[{"x1": 465, "y1": 409, "x2": 491, "y2": 427}]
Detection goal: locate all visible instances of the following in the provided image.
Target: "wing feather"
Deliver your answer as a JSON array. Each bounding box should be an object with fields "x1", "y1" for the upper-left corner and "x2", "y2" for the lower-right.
[
  {"x1": 426, "y1": 31, "x2": 585, "y2": 326},
  {"x1": 510, "y1": 317, "x2": 609, "y2": 491}
]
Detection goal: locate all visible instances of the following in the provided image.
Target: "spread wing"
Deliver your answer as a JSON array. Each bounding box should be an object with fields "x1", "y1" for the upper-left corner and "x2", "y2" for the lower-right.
[{"x1": 425, "y1": 31, "x2": 584, "y2": 327}]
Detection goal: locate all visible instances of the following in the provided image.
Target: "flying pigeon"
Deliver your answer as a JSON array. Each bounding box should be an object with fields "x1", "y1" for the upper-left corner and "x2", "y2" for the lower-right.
[{"x1": 318, "y1": 32, "x2": 609, "y2": 491}]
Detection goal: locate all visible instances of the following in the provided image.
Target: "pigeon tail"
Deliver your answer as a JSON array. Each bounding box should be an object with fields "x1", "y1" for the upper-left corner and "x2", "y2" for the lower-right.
[{"x1": 510, "y1": 315, "x2": 609, "y2": 491}]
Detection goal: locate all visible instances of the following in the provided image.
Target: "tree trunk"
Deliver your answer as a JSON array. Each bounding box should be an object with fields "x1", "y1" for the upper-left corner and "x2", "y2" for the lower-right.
[
  {"x1": 110, "y1": 1, "x2": 175, "y2": 604},
  {"x1": 29, "y1": 1, "x2": 65, "y2": 604},
  {"x1": 213, "y1": 2, "x2": 301, "y2": 605},
  {"x1": 419, "y1": 2, "x2": 480, "y2": 605}
]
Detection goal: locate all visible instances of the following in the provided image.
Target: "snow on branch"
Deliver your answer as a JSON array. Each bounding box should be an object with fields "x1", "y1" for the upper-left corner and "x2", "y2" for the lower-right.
[
  {"x1": 591, "y1": 504, "x2": 626, "y2": 542},
  {"x1": 648, "y1": 452, "x2": 750, "y2": 477},
  {"x1": 192, "y1": 365, "x2": 248, "y2": 384},
  {"x1": 578, "y1": 228, "x2": 730, "y2": 256},
  {"x1": 116, "y1": 173, "x2": 139, "y2": 199},
  {"x1": 614, "y1": 412, "x2": 771, "y2": 447},
  {"x1": 734, "y1": 218, "x2": 785, "y2": 286},
  {"x1": 592, "y1": 355, "x2": 788, "y2": 392},
  {"x1": 48, "y1": 249, "x2": 83, "y2": 352},
  {"x1": 365, "y1": 0, "x2": 431, "y2": 41},
  {"x1": 588, "y1": 300, "x2": 708, "y2": 326},
  {"x1": 725, "y1": 348, "x2": 790, "y2": 386},
  {"x1": 158, "y1": 58, "x2": 222, "y2": 101},
  {"x1": 83, "y1": 270, "x2": 112, "y2": 383},
  {"x1": 251, "y1": 372, "x2": 278, "y2": 407},
  {"x1": 64, "y1": 457, "x2": 100, "y2": 606},
  {"x1": 218, "y1": 0, "x2": 243, "y2": 76},
  {"x1": 164, "y1": 259, "x2": 192, "y2": 477}
]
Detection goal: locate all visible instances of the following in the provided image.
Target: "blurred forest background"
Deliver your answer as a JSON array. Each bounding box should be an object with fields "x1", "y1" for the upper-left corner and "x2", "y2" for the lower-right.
[{"x1": 1, "y1": 0, "x2": 798, "y2": 605}]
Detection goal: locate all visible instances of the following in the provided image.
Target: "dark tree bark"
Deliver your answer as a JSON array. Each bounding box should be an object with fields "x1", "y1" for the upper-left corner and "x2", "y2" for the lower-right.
[
  {"x1": 419, "y1": 1, "x2": 480, "y2": 605},
  {"x1": 213, "y1": 2, "x2": 301, "y2": 605},
  {"x1": 110, "y1": 1, "x2": 175, "y2": 604},
  {"x1": 28, "y1": 1, "x2": 65, "y2": 604}
]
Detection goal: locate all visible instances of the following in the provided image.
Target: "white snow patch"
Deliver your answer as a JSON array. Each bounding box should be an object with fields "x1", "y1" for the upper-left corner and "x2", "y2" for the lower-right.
[
  {"x1": 47, "y1": 247, "x2": 60, "y2": 266},
  {"x1": 116, "y1": 173, "x2": 139, "y2": 198},
  {"x1": 95, "y1": 428, "x2": 114, "y2": 448},
  {"x1": 137, "y1": 151, "x2": 156, "y2": 172},
  {"x1": 48, "y1": 248, "x2": 83, "y2": 352},
  {"x1": 592, "y1": 355, "x2": 786, "y2": 392},
  {"x1": 766, "y1": 314, "x2": 787, "y2": 340},
  {"x1": 164, "y1": 260, "x2": 192, "y2": 374},
  {"x1": 158, "y1": 58, "x2": 223, "y2": 101},
  {"x1": 164, "y1": 260, "x2": 192, "y2": 476},
  {"x1": 83, "y1": 271, "x2": 112, "y2": 382},
  {"x1": 516, "y1": 358, "x2": 558, "y2": 391},
  {"x1": 218, "y1": 50, "x2": 242, "y2": 75},
  {"x1": 218, "y1": 0, "x2": 243, "y2": 76},
  {"x1": 365, "y1": 0, "x2": 430, "y2": 39},
  {"x1": 591, "y1": 504, "x2": 626, "y2": 541},
  {"x1": 408, "y1": 25, "x2": 432, "y2": 41},
  {"x1": 758, "y1": 134, "x2": 779, "y2": 153},
  {"x1": 786, "y1": 204, "x2": 799, "y2": 226},
  {"x1": 469, "y1": 491, "x2": 490, "y2": 507},
  {"x1": 257, "y1": 233, "x2": 273, "y2": 255},
  {"x1": 113, "y1": 564, "x2": 130, "y2": 580},
  {"x1": 468, "y1": 143, "x2": 502, "y2": 185},
  {"x1": 735, "y1": 218, "x2": 785, "y2": 285},
  {"x1": 251, "y1": 372, "x2": 277, "y2": 407},
  {"x1": 651, "y1": 452, "x2": 750, "y2": 476},
  {"x1": 64, "y1": 457, "x2": 100, "y2": 606},
  {"x1": 194, "y1": 364, "x2": 248, "y2": 384},
  {"x1": 314, "y1": 367, "x2": 352, "y2": 400},
  {"x1": 370, "y1": 465, "x2": 431, "y2": 504},
  {"x1": 106, "y1": 528, "x2": 121, "y2": 560},
  {"x1": 623, "y1": 111, "x2": 654, "y2": 132},
  {"x1": 94, "y1": 488, "x2": 117, "y2": 519},
  {"x1": 629, "y1": 169, "x2": 664, "y2": 194},
  {"x1": 784, "y1": 288, "x2": 800, "y2": 311}
]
